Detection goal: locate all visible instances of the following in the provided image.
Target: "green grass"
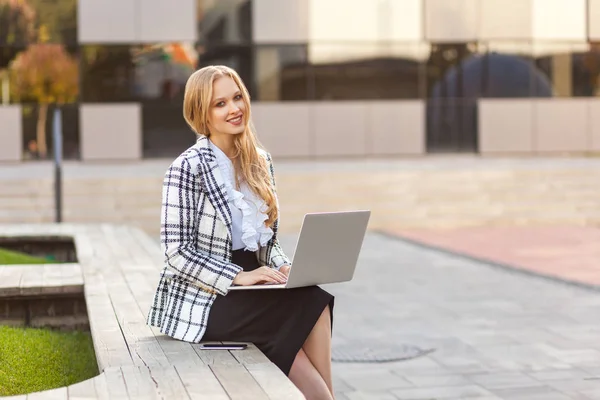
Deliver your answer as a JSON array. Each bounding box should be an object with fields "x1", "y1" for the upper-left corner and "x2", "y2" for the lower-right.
[
  {"x1": 0, "y1": 248, "x2": 57, "y2": 265},
  {"x1": 0, "y1": 325, "x2": 99, "y2": 396}
]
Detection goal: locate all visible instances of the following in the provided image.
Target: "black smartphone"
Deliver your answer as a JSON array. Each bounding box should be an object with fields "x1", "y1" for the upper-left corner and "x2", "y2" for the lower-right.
[{"x1": 199, "y1": 343, "x2": 248, "y2": 350}]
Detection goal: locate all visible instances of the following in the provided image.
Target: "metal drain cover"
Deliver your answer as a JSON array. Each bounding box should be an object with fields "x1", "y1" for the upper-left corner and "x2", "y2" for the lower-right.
[{"x1": 332, "y1": 342, "x2": 434, "y2": 363}]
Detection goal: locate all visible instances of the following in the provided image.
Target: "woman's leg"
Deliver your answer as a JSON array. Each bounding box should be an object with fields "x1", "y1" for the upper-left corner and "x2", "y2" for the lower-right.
[
  {"x1": 288, "y1": 348, "x2": 333, "y2": 400},
  {"x1": 301, "y1": 305, "x2": 334, "y2": 396}
]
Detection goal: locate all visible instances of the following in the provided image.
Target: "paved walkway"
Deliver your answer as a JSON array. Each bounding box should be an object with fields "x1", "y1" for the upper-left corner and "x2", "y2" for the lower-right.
[
  {"x1": 386, "y1": 226, "x2": 600, "y2": 289},
  {"x1": 277, "y1": 232, "x2": 600, "y2": 399}
]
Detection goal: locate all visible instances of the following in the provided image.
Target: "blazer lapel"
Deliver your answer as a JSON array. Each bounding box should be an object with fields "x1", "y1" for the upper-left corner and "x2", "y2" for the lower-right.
[{"x1": 194, "y1": 136, "x2": 232, "y2": 238}]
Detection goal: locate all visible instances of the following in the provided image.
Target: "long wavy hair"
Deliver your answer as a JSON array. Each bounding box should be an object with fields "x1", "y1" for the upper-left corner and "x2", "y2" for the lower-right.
[{"x1": 182, "y1": 65, "x2": 278, "y2": 227}]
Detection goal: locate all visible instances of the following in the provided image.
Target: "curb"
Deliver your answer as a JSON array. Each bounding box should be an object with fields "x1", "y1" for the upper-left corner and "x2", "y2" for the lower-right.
[{"x1": 374, "y1": 229, "x2": 600, "y2": 294}]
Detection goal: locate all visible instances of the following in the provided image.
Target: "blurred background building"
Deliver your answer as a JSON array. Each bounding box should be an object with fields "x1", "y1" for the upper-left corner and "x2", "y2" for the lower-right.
[{"x1": 1, "y1": 0, "x2": 600, "y2": 163}]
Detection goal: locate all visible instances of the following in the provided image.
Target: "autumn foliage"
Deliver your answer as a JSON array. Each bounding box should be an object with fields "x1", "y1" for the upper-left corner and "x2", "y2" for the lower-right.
[{"x1": 9, "y1": 43, "x2": 78, "y2": 104}]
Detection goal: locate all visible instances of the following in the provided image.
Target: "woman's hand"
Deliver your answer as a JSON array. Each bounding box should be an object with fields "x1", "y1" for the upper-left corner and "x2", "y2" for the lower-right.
[
  {"x1": 232, "y1": 266, "x2": 288, "y2": 286},
  {"x1": 279, "y1": 265, "x2": 291, "y2": 277}
]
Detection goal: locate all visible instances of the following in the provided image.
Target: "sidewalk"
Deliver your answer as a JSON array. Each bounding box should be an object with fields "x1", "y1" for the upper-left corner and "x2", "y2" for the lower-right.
[
  {"x1": 281, "y1": 232, "x2": 600, "y2": 399},
  {"x1": 386, "y1": 226, "x2": 600, "y2": 289}
]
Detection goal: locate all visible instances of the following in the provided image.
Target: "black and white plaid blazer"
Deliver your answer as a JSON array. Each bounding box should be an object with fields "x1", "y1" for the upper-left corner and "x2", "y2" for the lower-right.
[{"x1": 146, "y1": 135, "x2": 291, "y2": 342}]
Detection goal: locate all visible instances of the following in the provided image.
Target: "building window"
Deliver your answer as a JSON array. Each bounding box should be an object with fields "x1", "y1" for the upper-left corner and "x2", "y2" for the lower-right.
[
  {"x1": 139, "y1": 43, "x2": 199, "y2": 158},
  {"x1": 21, "y1": 104, "x2": 80, "y2": 160},
  {"x1": 80, "y1": 45, "x2": 136, "y2": 102},
  {"x1": 534, "y1": 42, "x2": 596, "y2": 97},
  {"x1": 478, "y1": 41, "x2": 544, "y2": 98},
  {"x1": 309, "y1": 43, "x2": 426, "y2": 100},
  {"x1": 425, "y1": 42, "x2": 479, "y2": 153},
  {"x1": 196, "y1": 43, "x2": 254, "y2": 95},
  {"x1": 0, "y1": 0, "x2": 77, "y2": 46},
  {"x1": 576, "y1": 42, "x2": 600, "y2": 97},
  {"x1": 254, "y1": 45, "x2": 310, "y2": 101},
  {"x1": 197, "y1": 0, "x2": 252, "y2": 45},
  {"x1": 425, "y1": 42, "x2": 480, "y2": 99}
]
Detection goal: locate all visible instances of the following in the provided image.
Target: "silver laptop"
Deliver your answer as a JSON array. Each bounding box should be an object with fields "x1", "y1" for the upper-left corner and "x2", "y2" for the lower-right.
[{"x1": 229, "y1": 210, "x2": 370, "y2": 290}]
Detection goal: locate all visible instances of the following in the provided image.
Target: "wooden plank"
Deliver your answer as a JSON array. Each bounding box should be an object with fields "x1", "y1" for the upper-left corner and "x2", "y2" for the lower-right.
[
  {"x1": 120, "y1": 366, "x2": 159, "y2": 400},
  {"x1": 154, "y1": 335, "x2": 206, "y2": 368},
  {"x1": 60, "y1": 264, "x2": 83, "y2": 284},
  {"x1": 67, "y1": 376, "x2": 98, "y2": 400},
  {"x1": 92, "y1": 373, "x2": 111, "y2": 400},
  {"x1": 192, "y1": 343, "x2": 239, "y2": 365},
  {"x1": 229, "y1": 344, "x2": 271, "y2": 365},
  {"x1": 104, "y1": 366, "x2": 130, "y2": 399},
  {"x1": 126, "y1": 226, "x2": 163, "y2": 261},
  {"x1": 60, "y1": 264, "x2": 84, "y2": 294},
  {"x1": 175, "y1": 364, "x2": 230, "y2": 400},
  {"x1": 116, "y1": 227, "x2": 156, "y2": 267},
  {"x1": 0, "y1": 266, "x2": 23, "y2": 297},
  {"x1": 41, "y1": 264, "x2": 64, "y2": 294},
  {"x1": 147, "y1": 366, "x2": 191, "y2": 400},
  {"x1": 20, "y1": 265, "x2": 44, "y2": 295},
  {"x1": 245, "y1": 363, "x2": 305, "y2": 400},
  {"x1": 105, "y1": 277, "x2": 170, "y2": 368},
  {"x1": 85, "y1": 291, "x2": 133, "y2": 370},
  {"x1": 210, "y1": 364, "x2": 269, "y2": 400},
  {"x1": 26, "y1": 386, "x2": 67, "y2": 399}
]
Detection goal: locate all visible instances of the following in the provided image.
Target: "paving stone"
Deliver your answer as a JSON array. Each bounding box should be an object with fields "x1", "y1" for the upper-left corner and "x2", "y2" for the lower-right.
[
  {"x1": 391, "y1": 384, "x2": 495, "y2": 399},
  {"x1": 402, "y1": 373, "x2": 472, "y2": 387},
  {"x1": 466, "y1": 372, "x2": 542, "y2": 390},
  {"x1": 526, "y1": 368, "x2": 596, "y2": 381},
  {"x1": 337, "y1": 370, "x2": 413, "y2": 391},
  {"x1": 278, "y1": 231, "x2": 600, "y2": 399},
  {"x1": 490, "y1": 385, "x2": 574, "y2": 400},
  {"x1": 345, "y1": 391, "x2": 400, "y2": 400}
]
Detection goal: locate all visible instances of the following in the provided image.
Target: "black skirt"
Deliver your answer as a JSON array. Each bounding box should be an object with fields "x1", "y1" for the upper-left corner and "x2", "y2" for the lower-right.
[{"x1": 203, "y1": 249, "x2": 334, "y2": 375}]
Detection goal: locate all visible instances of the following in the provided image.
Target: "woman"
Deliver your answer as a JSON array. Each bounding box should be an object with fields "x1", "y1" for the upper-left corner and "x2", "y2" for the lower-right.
[{"x1": 147, "y1": 65, "x2": 335, "y2": 399}]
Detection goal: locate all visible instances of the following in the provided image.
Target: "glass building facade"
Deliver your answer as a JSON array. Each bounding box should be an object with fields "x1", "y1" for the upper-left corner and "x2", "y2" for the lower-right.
[{"x1": 1, "y1": 0, "x2": 600, "y2": 161}]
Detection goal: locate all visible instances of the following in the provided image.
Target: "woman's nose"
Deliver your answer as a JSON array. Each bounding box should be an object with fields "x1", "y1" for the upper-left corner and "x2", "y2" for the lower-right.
[{"x1": 229, "y1": 102, "x2": 240, "y2": 112}]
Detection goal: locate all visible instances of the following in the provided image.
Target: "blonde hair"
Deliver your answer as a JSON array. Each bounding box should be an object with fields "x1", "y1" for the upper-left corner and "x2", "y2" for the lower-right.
[{"x1": 183, "y1": 65, "x2": 278, "y2": 227}]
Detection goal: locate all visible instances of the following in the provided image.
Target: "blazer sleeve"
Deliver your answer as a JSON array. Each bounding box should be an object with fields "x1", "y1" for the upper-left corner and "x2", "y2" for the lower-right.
[
  {"x1": 161, "y1": 157, "x2": 242, "y2": 295},
  {"x1": 265, "y1": 153, "x2": 292, "y2": 269}
]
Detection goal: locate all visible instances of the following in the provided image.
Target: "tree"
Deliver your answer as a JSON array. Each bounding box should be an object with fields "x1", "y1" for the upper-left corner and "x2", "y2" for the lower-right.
[
  {"x1": 9, "y1": 44, "x2": 78, "y2": 158},
  {"x1": 0, "y1": 0, "x2": 36, "y2": 104}
]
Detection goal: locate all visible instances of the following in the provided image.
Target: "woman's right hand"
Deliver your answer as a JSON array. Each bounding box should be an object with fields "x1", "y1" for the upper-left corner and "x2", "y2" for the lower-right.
[{"x1": 232, "y1": 266, "x2": 288, "y2": 286}]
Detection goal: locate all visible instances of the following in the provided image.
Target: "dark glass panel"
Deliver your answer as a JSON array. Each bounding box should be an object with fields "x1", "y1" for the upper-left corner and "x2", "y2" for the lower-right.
[
  {"x1": 254, "y1": 45, "x2": 310, "y2": 101},
  {"x1": 310, "y1": 43, "x2": 425, "y2": 100},
  {"x1": 197, "y1": 0, "x2": 252, "y2": 45},
  {"x1": 21, "y1": 103, "x2": 80, "y2": 160}
]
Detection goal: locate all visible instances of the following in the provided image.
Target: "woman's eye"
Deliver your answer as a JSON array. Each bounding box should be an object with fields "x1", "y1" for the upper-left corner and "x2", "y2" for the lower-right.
[
  {"x1": 216, "y1": 101, "x2": 225, "y2": 107},
  {"x1": 235, "y1": 94, "x2": 242, "y2": 100}
]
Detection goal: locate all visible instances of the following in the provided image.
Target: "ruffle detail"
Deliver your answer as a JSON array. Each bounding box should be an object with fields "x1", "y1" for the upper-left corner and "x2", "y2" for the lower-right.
[
  {"x1": 230, "y1": 184, "x2": 273, "y2": 252},
  {"x1": 211, "y1": 141, "x2": 273, "y2": 251}
]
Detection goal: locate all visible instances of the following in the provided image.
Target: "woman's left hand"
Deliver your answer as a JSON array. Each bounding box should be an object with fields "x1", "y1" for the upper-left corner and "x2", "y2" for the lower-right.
[{"x1": 279, "y1": 265, "x2": 291, "y2": 277}]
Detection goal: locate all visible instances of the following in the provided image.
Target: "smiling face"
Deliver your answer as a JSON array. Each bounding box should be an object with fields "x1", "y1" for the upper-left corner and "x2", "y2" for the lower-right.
[{"x1": 206, "y1": 75, "x2": 246, "y2": 140}]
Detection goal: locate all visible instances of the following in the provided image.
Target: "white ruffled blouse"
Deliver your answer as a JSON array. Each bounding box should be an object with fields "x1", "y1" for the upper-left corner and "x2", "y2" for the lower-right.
[{"x1": 210, "y1": 141, "x2": 274, "y2": 251}]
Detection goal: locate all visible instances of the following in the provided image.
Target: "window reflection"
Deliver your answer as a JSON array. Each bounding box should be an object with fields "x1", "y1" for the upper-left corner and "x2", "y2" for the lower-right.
[
  {"x1": 533, "y1": 42, "x2": 598, "y2": 97},
  {"x1": 255, "y1": 45, "x2": 310, "y2": 101},
  {"x1": 578, "y1": 42, "x2": 600, "y2": 96},
  {"x1": 197, "y1": 0, "x2": 251, "y2": 44},
  {"x1": 0, "y1": 0, "x2": 77, "y2": 46},
  {"x1": 21, "y1": 104, "x2": 80, "y2": 160},
  {"x1": 478, "y1": 42, "x2": 546, "y2": 98},
  {"x1": 138, "y1": 43, "x2": 199, "y2": 157},
  {"x1": 425, "y1": 42, "x2": 479, "y2": 153},
  {"x1": 81, "y1": 45, "x2": 136, "y2": 102},
  {"x1": 309, "y1": 43, "x2": 426, "y2": 100},
  {"x1": 425, "y1": 42, "x2": 479, "y2": 98},
  {"x1": 6, "y1": 43, "x2": 79, "y2": 160},
  {"x1": 196, "y1": 44, "x2": 254, "y2": 95}
]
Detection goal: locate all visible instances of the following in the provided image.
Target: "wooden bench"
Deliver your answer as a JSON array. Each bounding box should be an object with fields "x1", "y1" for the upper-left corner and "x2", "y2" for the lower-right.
[{"x1": 0, "y1": 223, "x2": 304, "y2": 399}]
